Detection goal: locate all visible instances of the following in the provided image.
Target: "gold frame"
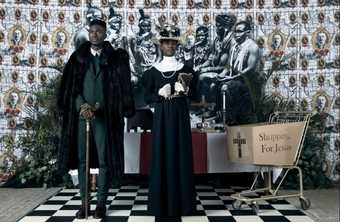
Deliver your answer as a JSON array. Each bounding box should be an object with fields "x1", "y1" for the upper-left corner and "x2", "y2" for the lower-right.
[
  {"x1": 52, "y1": 27, "x2": 69, "y2": 49},
  {"x1": 4, "y1": 86, "x2": 22, "y2": 111},
  {"x1": 311, "y1": 90, "x2": 332, "y2": 113},
  {"x1": 268, "y1": 29, "x2": 286, "y2": 52},
  {"x1": 8, "y1": 25, "x2": 27, "y2": 47},
  {"x1": 311, "y1": 27, "x2": 331, "y2": 51}
]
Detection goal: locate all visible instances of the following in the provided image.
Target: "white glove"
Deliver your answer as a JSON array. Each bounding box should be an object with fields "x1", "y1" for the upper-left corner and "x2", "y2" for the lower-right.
[
  {"x1": 158, "y1": 83, "x2": 171, "y2": 98},
  {"x1": 174, "y1": 82, "x2": 185, "y2": 94},
  {"x1": 131, "y1": 75, "x2": 138, "y2": 85}
]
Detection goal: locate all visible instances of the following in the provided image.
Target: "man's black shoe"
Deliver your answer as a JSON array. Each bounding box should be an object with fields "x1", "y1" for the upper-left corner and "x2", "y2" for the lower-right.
[{"x1": 94, "y1": 201, "x2": 106, "y2": 219}]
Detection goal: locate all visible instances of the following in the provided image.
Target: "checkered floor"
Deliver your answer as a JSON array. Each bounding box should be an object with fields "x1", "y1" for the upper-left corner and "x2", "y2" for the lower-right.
[{"x1": 18, "y1": 185, "x2": 314, "y2": 222}]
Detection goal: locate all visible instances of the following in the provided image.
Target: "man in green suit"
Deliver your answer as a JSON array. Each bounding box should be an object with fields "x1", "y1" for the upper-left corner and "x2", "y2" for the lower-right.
[
  {"x1": 76, "y1": 19, "x2": 110, "y2": 219},
  {"x1": 57, "y1": 19, "x2": 135, "y2": 219}
]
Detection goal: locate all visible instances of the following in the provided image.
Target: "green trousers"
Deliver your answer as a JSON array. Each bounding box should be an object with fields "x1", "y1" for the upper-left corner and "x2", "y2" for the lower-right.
[{"x1": 77, "y1": 116, "x2": 108, "y2": 202}]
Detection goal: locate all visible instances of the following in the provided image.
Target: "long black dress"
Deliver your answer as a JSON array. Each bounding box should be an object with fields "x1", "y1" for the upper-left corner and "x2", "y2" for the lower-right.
[{"x1": 142, "y1": 65, "x2": 197, "y2": 217}]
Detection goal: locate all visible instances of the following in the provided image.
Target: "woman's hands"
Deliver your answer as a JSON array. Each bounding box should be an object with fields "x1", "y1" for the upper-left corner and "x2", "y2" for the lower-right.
[{"x1": 158, "y1": 83, "x2": 171, "y2": 98}]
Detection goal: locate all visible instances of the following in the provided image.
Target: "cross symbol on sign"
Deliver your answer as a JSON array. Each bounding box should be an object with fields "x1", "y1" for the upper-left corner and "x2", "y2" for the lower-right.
[{"x1": 233, "y1": 132, "x2": 247, "y2": 158}]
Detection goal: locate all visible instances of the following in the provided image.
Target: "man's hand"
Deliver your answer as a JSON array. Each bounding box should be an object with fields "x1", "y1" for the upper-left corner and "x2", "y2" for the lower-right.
[
  {"x1": 80, "y1": 103, "x2": 95, "y2": 120},
  {"x1": 158, "y1": 83, "x2": 171, "y2": 98},
  {"x1": 199, "y1": 72, "x2": 218, "y2": 80},
  {"x1": 217, "y1": 72, "x2": 233, "y2": 82}
]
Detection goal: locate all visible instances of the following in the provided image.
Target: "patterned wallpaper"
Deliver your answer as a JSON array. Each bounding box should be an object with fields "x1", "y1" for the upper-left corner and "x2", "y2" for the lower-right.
[{"x1": 0, "y1": 0, "x2": 339, "y2": 183}]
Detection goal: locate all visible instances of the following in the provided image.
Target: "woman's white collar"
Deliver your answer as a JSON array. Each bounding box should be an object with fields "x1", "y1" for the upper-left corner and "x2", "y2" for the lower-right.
[{"x1": 154, "y1": 56, "x2": 184, "y2": 72}]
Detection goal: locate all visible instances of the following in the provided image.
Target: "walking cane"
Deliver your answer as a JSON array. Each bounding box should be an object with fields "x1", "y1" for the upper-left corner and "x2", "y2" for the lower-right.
[{"x1": 85, "y1": 119, "x2": 90, "y2": 219}]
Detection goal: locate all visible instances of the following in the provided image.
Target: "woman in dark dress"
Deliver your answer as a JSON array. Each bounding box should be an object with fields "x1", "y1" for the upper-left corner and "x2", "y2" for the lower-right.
[{"x1": 142, "y1": 25, "x2": 197, "y2": 218}]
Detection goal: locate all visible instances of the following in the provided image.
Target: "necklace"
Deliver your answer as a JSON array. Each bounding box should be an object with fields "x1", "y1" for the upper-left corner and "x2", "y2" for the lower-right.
[
  {"x1": 160, "y1": 70, "x2": 177, "y2": 79},
  {"x1": 158, "y1": 58, "x2": 179, "y2": 78}
]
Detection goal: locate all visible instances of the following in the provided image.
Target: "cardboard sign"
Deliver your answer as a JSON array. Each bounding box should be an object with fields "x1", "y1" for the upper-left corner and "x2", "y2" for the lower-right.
[{"x1": 226, "y1": 121, "x2": 307, "y2": 166}]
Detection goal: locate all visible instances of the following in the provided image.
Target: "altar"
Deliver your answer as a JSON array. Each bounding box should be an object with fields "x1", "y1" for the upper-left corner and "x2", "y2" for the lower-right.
[{"x1": 124, "y1": 132, "x2": 258, "y2": 174}]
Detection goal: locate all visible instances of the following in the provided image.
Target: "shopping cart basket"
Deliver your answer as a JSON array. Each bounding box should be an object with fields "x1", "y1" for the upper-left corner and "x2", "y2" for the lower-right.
[{"x1": 229, "y1": 111, "x2": 311, "y2": 213}]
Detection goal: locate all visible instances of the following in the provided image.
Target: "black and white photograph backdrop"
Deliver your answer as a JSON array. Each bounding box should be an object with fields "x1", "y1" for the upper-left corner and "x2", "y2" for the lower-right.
[{"x1": 0, "y1": 0, "x2": 339, "y2": 188}]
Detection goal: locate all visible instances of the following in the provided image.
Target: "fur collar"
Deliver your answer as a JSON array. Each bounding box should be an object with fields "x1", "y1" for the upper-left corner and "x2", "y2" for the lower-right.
[{"x1": 75, "y1": 41, "x2": 115, "y2": 65}]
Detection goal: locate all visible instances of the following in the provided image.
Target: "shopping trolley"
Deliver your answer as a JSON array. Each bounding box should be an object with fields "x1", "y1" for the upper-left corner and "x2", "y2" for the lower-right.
[{"x1": 230, "y1": 111, "x2": 312, "y2": 213}]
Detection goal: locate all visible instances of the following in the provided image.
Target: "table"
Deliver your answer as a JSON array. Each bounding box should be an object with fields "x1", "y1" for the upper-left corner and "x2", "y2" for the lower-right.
[{"x1": 124, "y1": 132, "x2": 258, "y2": 174}]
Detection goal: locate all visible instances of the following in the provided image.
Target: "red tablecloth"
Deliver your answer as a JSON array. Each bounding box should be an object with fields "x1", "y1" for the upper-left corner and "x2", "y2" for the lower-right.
[{"x1": 139, "y1": 132, "x2": 208, "y2": 175}]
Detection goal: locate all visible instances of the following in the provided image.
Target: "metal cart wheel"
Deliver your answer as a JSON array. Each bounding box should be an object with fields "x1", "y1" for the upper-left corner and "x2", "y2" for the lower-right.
[
  {"x1": 232, "y1": 200, "x2": 243, "y2": 210},
  {"x1": 250, "y1": 201, "x2": 259, "y2": 214},
  {"x1": 299, "y1": 197, "x2": 311, "y2": 210}
]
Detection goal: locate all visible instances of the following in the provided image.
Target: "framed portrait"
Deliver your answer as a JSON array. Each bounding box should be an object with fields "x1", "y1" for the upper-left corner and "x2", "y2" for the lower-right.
[
  {"x1": 8, "y1": 25, "x2": 26, "y2": 48},
  {"x1": 268, "y1": 29, "x2": 286, "y2": 52},
  {"x1": 311, "y1": 91, "x2": 332, "y2": 113},
  {"x1": 52, "y1": 27, "x2": 69, "y2": 49},
  {"x1": 312, "y1": 27, "x2": 331, "y2": 52},
  {"x1": 4, "y1": 87, "x2": 22, "y2": 114}
]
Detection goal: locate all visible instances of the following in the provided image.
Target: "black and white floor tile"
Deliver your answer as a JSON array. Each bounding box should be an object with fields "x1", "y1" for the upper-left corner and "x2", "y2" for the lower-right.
[{"x1": 18, "y1": 185, "x2": 315, "y2": 222}]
